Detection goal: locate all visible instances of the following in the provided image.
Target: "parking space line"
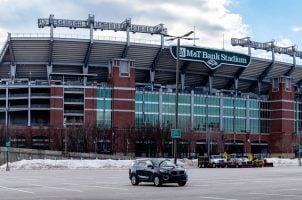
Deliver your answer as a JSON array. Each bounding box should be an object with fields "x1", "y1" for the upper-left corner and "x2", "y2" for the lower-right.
[
  {"x1": 0, "y1": 185, "x2": 34, "y2": 194},
  {"x1": 248, "y1": 192, "x2": 302, "y2": 198},
  {"x1": 200, "y1": 196, "x2": 239, "y2": 200},
  {"x1": 63, "y1": 183, "x2": 129, "y2": 191},
  {"x1": 192, "y1": 184, "x2": 212, "y2": 187},
  {"x1": 28, "y1": 183, "x2": 83, "y2": 192}
]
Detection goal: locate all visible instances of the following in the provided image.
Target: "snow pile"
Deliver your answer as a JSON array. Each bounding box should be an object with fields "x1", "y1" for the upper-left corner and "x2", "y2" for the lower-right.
[
  {"x1": 265, "y1": 158, "x2": 299, "y2": 167},
  {"x1": 0, "y1": 159, "x2": 134, "y2": 170},
  {"x1": 0, "y1": 158, "x2": 300, "y2": 170},
  {"x1": 177, "y1": 158, "x2": 198, "y2": 168}
]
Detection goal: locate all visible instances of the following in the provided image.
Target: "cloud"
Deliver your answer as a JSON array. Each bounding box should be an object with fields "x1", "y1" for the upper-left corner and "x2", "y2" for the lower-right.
[
  {"x1": 0, "y1": 0, "x2": 249, "y2": 49},
  {"x1": 292, "y1": 26, "x2": 302, "y2": 33}
]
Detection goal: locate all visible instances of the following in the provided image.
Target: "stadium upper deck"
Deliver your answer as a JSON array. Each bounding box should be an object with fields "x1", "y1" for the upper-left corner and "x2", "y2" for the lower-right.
[{"x1": 0, "y1": 33, "x2": 302, "y2": 94}]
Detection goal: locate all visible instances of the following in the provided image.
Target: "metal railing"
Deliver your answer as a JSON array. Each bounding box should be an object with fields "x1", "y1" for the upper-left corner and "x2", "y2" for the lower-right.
[{"x1": 10, "y1": 32, "x2": 161, "y2": 45}]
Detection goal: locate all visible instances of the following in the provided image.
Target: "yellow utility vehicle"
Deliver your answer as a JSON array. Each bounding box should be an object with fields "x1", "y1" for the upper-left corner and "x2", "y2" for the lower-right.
[{"x1": 248, "y1": 154, "x2": 273, "y2": 167}]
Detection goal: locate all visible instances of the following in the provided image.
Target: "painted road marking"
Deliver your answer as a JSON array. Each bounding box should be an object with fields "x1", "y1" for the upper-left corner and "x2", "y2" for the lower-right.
[
  {"x1": 28, "y1": 183, "x2": 83, "y2": 192},
  {"x1": 200, "y1": 196, "x2": 239, "y2": 200},
  {"x1": 249, "y1": 192, "x2": 302, "y2": 198},
  {"x1": 0, "y1": 185, "x2": 34, "y2": 194},
  {"x1": 64, "y1": 183, "x2": 129, "y2": 191}
]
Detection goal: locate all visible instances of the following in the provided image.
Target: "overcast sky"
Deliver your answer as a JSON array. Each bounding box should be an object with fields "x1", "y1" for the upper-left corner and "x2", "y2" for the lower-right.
[{"x1": 0, "y1": 0, "x2": 301, "y2": 54}]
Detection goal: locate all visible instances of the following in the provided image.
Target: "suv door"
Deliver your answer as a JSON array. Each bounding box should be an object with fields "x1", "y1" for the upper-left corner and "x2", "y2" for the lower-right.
[
  {"x1": 136, "y1": 161, "x2": 149, "y2": 180},
  {"x1": 143, "y1": 160, "x2": 155, "y2": 181}
]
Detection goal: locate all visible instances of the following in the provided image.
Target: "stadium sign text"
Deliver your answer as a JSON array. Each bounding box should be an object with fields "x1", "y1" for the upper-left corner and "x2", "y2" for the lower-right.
[{"x1": 170, "y1": 46, "x2": 251, "y2": 69}]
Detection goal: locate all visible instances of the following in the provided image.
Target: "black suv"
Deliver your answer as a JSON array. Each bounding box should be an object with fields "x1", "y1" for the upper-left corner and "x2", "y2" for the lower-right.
[{"x1": 129, "y1": 158, "x2": 188, "y2": 187}]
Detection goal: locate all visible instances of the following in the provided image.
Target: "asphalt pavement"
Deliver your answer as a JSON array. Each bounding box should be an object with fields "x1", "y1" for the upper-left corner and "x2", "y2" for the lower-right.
[{"x1": 1, "y1": 166, "x2": 302, "y2": 200}]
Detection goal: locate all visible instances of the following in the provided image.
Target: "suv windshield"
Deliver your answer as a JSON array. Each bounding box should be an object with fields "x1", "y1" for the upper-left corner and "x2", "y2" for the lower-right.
[{"x1": 159, "y1": 160, "x2": 176, "y2": 168}]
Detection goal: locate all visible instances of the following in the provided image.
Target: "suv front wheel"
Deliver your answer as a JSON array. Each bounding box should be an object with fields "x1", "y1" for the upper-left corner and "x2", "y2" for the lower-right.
[
  {"x1": 153, "y1": 175, "x2": 162, "y2": 187},
  {"x1": 131, "y1": 174, "x2": 139, "y2": 185},
  {"x1": 178, "y1": 181, "x2": 187, "y2": 186}
]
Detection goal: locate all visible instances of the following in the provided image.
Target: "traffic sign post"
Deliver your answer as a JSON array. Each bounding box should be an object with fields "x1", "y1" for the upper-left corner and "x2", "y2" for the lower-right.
[
  {"x1": 6, "y1": 141, "x2": 11, "y2": 152},
  {"x1": 5, "y1": 140, "x2": 10, "y2": 171}
]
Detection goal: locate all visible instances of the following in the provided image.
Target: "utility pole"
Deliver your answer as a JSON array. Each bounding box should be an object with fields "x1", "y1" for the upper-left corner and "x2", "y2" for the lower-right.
[{"x1": 64, "y1": 118, "x2": 67, "y2": 155}]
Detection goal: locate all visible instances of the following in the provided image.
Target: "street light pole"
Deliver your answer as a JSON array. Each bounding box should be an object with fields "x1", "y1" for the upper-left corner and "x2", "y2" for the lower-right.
[
  {"x1": 165, "y1": 31, "x2": 197, "y2": 164},
  {"x1": 299, "y1": 130, "x2": 301, "y2": 166},
  {"x1": 63, "y1": 119, "x2": 67, "y2": 156},
  {"x1": 174, "y1": 38, "x2": 180, "y2": 164}
]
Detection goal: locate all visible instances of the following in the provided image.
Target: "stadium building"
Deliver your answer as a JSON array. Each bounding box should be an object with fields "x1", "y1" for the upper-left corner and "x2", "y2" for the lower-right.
[{"x1": 1, "y1": 15, "x2": 302, "y2": 158}]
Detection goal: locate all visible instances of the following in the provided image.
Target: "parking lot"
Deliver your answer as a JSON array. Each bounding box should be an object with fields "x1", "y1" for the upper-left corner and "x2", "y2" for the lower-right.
[{"x1": 1, "y1": 166, "x2": 302, "y2": 200}]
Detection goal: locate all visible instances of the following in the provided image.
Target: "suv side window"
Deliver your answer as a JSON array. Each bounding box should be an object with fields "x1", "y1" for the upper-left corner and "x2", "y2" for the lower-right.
[
  {"x1": 145, "y1": 160, "x2": 153, "y2": 167},
  {"x1": 137, "y1": 161, "x2": 147, "y2": 167}
]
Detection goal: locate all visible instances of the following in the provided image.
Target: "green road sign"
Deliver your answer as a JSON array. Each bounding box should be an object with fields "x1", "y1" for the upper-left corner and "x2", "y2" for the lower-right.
[
  {"x1": 6, "y1": 141, "x2": 11, "y2": 152},
  {"x1": 299, "y1": 145, "x2": 302, "y2": 153},
  {"x1": 171, "y1": 129, "x2": 181, "y2": 138},
  {"x1": 6, "y1": 141, "x2": 10, "y2": 147}
]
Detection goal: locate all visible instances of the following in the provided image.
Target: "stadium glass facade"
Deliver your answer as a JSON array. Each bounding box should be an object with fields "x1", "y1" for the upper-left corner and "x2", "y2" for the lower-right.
[
  {"x1": 135, "y1": 90, "x2": 270, "y2": 135},
  {"x1": 96, "y1": 87, "x2": 112, "y2": 128}
]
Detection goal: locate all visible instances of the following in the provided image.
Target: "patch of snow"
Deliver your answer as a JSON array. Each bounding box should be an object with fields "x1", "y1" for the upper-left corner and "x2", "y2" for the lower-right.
[
  {"x1": 0, "y1": 159, "x2": 134, "y2": 170},
  {"x1": 0, "y1": 158, "x2": 300, "y2": 170},
  {"x1": 265, "y1": 158, "x2": 299, "y2": 167}
]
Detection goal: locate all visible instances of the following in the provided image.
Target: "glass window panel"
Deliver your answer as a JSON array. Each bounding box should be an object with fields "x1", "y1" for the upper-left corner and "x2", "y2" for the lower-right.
[
  {"x1": 194, "y1": 106, "x2": 205, "y2": 115},
  {"x1": 208, "y1": 107, "x2": 219, "y2": 115},
  {"x1": 235, "y1": 109, "x2": 246, "y2": 117},
  {"x1": 223, "y1": 108, "x2": 233, "y2": 116},
  {"x1": 250, "y1": 119, "x2": 260, "y2": 133},
  {"x1": 223, "y1": 117, "x2": 233, "y2": 132},
  {"x1": 194, "y1": 116, "x2": 206, "y2": 130},
  {"x1": 135, "y1": 93, "x2": 142, "y2": 101},
  {"x1": 194, "y1": 96, "x2": 206, "y2": 105},
  {"x1": 223, "y1": 99, "x2": 233, "y2": 107},
  {"x1": 208, "y1": 97, "x2": 219, "y2": 106},
  {"x1": 179, "y1": 95, "x2": 190, "y2": 104},
  {"x1": 250, "y1": 101, "x2": 259, "y2": 109},
  {"x1": 235, "y1": 99, "x2": 246, "y2": 107}
]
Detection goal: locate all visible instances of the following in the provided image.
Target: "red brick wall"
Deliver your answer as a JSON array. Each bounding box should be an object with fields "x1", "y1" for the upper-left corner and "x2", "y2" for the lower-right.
[
  {"x1": 50, "y1": 85, "x2": 63, "y2": 128},
  {"x1": 108, "y1": 60, "x2": 135, "y2": 153},
  {"x1": 85, "y1": 86, "x2": 97, "y2": 126},
  {"x1": 268, "y1": 78, "x2": 295, "y2": 154}
]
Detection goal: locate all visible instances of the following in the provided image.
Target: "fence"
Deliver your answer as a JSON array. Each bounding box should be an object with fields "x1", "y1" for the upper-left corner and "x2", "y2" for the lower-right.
[{"x1": 0, "y1": 147, "x2": 133, "y2": 165}]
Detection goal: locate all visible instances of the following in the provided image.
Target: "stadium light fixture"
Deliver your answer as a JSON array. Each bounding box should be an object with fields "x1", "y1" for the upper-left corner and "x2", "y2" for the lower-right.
[
  {"x1": 231, "y1": 37, "x2": 301, "y2": 58},
  {"x1": 165, "y1": 31, "x2": 197, "y2": 164}
]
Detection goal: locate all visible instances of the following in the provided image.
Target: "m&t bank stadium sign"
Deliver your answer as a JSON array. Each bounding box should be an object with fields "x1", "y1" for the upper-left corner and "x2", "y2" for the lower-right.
[{"x1": 170, "y1": 46, "x2": 251, "y2": 70}]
